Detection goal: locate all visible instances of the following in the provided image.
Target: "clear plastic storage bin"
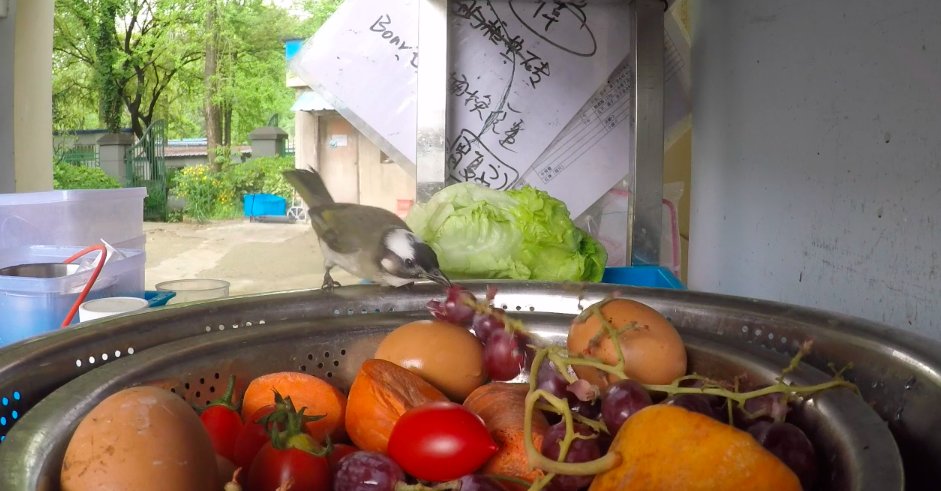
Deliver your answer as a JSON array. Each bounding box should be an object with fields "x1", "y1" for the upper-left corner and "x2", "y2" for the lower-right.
[
  {"x1": 0, "y1": 188, "x2": 147, "y2": 251},
  {"x1": 0, "y1": 246, "x2": 146, "y2": 347}
]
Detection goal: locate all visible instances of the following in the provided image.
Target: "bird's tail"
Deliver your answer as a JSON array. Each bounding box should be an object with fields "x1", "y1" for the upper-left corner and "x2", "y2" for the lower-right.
[{"x1": 282, "y1": 168, "x2": 335, "y2": 208}]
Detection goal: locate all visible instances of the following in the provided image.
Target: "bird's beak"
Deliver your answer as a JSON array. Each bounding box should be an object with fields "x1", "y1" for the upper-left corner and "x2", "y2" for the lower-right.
[{"x1": 424, "y1": 269, "x2": 452, "y2": 287}]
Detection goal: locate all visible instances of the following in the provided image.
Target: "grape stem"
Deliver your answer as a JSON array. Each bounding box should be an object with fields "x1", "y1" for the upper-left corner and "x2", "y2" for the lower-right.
[
  {"x1": 486, "y1": 474, "x2": 534, "y2": 488},
  {"x1": 581, "y1": 301, "x2": 631, "y2": 374},
  {"x1": 546, "y1": 344, "x2": 856, "y2": 403},
  {"x1": 523, "y1": 387, "x2": 621, "y2": 477},
  {"x1": 535, "y1": 402, "x2": 609, "y2": 434},
  {"x1": 462, "y1": 294, "x2": 529, "y2": 337},
  {"x1": 394, "y1": 481, "x2": 460, "y2": 491}
]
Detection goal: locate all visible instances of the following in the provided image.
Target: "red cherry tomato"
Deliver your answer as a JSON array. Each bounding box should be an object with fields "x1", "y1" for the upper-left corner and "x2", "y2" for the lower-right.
[
  {"x1": 201, "y1": 405, "x2": 243, "y2": 461},
  {"x1": 199, "y1": 376, "x2": 243, "y2": 461},
  {"x1": 327, "y1": 443, "x2": 360, "y2": 471},
  {"x1": 233, "y1": 405, "x2": 277, "y2": 470},
  {"x1": 246, "y1": 438, "x2": 331, "y2": 491},
  {"x1": 387, "y1": 401, "x2": 498, "y2": 481}
]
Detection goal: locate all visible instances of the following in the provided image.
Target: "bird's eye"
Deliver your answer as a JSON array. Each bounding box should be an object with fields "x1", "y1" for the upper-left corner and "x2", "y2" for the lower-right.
[{"x1": 405, "y1": 258, "x2": 415, "y2": 267}]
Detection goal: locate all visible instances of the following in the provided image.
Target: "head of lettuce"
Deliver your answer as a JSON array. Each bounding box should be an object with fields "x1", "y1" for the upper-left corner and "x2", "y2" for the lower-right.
[{"x1": 405, "y1": 183, "x2": 607, "y2": 283}]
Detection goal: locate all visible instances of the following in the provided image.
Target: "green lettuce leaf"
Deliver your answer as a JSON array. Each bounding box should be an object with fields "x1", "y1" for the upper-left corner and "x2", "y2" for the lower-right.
[{"x1": 405, "y1": 183, "x2": 607, "y2": 282}]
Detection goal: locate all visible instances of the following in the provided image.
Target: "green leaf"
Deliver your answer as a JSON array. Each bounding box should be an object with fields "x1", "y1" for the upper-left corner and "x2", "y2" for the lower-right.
[{"x1": 406, "y1": 183, "x2": 607, "y2": 282}]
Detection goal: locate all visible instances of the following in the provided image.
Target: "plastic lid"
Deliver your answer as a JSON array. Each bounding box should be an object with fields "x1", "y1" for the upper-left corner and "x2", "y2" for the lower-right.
[{"x1": 0, "y1": 188, "x2": 148, "y2": 206}]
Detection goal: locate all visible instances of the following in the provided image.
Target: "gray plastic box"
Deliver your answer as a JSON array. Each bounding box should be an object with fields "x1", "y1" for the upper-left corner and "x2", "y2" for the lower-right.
[{"x1": 0, "y1": 188, "x2": 147, "y2": 251}]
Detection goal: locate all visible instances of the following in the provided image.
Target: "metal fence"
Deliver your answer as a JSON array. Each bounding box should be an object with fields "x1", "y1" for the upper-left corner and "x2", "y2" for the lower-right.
[
  {"x1": 59, "y1": 144, "x2": 99, "y2": 167},
  {"x1": 125, "y1": 120, "x2": 168, "y2": 221}
]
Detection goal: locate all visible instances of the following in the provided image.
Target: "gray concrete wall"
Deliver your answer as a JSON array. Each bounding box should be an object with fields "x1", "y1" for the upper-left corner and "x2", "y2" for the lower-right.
[
  {"x1": 357, "y1": 133, "x2": 416, "y2": 217},
  {"x1": 689, "y1": 1, "x2": 941, "y2": 338},
  {"x1": 0, "y1": 0, "x2": 15, "y2": 193}
]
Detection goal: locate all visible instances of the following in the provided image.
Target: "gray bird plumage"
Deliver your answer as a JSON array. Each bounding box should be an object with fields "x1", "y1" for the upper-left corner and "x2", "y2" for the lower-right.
[{"x1": 283, "y1": 168, "x2": 450, "y2": 289}]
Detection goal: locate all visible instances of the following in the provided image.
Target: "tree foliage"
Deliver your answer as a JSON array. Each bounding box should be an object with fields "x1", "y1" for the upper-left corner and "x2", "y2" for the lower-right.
[
  {"x1": 53, "y1": 0, "x2": 341, "y2": 145},
  {"x1": 204, "y1": 0, "x2": 303, "y2": 168},
  {"x1": 55, "y1": 0, "x2": 203, "y2": 137}
]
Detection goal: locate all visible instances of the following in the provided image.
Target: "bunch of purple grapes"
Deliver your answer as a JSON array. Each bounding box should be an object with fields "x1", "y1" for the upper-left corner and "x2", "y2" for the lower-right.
[
  {"x1": 530, "y1": 359, "x2": 649, "y2": 490},
  {"x1": 333, "y1": 451, "x2": 504, "y2": 491},
  {"x1": 535, "y1": 357, "x2": 819, "y2": 489},
  {"x1": 664, "y1": 384, "x2": 818, "y2": 489},
  {"x1": 427, "y1": 286, "x2": 527, "y2": 382}
]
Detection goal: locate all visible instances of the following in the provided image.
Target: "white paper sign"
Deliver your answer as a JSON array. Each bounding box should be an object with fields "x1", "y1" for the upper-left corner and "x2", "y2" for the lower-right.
[
  {"x1": 520, "y1": 7, "x2": 691, "y2": 217},
  {"x1": 290, "y1": 0, "x2": 420, "y2": 167},
  {"x1": 291, "y1": 0, "x2": 631, "y2": 191},
  {"x1": 519, "y1": 58, "x2": 633, "y2": 216},
  {"x1": 445, "y1": 1, "x2": 631, "y2": 189},
  {"x1": 328, "y1": 134, "x2": 349, "y2": 148}
]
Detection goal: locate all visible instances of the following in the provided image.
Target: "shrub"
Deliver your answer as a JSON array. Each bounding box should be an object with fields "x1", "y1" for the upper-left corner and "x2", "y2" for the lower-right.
[
  {"x1": 224, "y1": 156, "x2": 295, "y2": 201},
  {"x1": 170, "y1": 156, "x2": 295, "y2": 222},
  {"x1": 52, "y1": 162, "x2": 121, "y2": 190},
  {"x1": 172, "y1": 165, "x2": 239, "y2": 222}
]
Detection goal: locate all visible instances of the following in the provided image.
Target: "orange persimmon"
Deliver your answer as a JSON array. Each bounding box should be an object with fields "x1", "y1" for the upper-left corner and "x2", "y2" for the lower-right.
[
  {"x1": 589, "y1": 404, "x2": 801, "y2": 491},
  {"x1": 464, "y1": 383, "x2": 548, "y2": 487},
  {"x1": 241, "y1": 371, "x2": 347, "y2": 442},
  {"x1": 344, "y1": 359, "x2": 448, "y2": 453}
]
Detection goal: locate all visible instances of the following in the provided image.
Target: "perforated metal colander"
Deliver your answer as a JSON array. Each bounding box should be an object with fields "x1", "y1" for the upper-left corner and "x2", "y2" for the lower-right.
[{"x1": 0, "y1": 282, "x2": 938, "y2": 489}]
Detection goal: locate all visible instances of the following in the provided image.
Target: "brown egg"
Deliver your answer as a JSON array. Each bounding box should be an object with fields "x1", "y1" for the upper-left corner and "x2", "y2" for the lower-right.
[
  {"x1": 216, "y1": 454, "x2": 237, "y2": 486},
  {"x1": 568, "y1": 298, "x2": 687, "y2": 386},
  {"x1": 374, "y1": 319, "x2": 486, "y2": 401},
  {"x1": 61, "y1": 385, "x2": 219, "y2": 491}
]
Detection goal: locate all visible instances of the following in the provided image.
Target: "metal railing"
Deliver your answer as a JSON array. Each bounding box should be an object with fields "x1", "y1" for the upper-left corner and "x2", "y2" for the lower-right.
[
  {"x1": 124, "y1": 120, "x2": 168, "y2": 220},
  {"x1": 59, "y1": 144, "x2": 99, "y2": 168}
]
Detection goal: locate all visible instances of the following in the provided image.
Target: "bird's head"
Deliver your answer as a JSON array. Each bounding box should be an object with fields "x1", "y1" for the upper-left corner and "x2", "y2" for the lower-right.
[{"x1": 379, "y1": 229, "x2": 451, "y2": 287}]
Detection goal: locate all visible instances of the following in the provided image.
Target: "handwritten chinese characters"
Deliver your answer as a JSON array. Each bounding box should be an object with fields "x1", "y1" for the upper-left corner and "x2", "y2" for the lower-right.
[
  {"x1": 448, "y1": 71, "x2": 526, "y2": 156},
  {"x1": 447, "y1": 130, "x2": 519, "y2": 189},
  {"x1": 453, "y1": 0, "x2": 551, "y2": 88},
  {"x1": 511, "y1": 1, "x2": 596, "y2": 57}
]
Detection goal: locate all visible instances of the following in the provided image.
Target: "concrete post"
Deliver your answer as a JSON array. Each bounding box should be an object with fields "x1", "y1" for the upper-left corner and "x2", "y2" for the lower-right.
[
  {"x1": 0, "y1": 0, "x2": 54, "y2": 192},
  {"x1": 293, "y1": 110, "x2": 319, "y2": 171},
  {"x1": 97, "y1": 133, "x2": 135, "y2": 185},
  {"x1": 248, "y1": 126, "x2": 289, "y2": 158}
]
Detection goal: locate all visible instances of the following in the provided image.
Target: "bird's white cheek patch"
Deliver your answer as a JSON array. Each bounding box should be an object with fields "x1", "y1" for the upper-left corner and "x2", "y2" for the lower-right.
[
  {"x1": 385, "y1": 229, "x2": 416, "y2": 260},
  {"x1": 380, "y1": 257, "x2": 396, "y2": 273}
]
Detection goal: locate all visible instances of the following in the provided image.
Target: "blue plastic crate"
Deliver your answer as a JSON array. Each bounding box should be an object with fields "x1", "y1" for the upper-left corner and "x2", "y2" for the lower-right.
[
  {"x1": 243, "y1": 194, "x2": 287, "y2": 218},
  {"x1": 601, "y1": 266, "x2": 685, "y2": 289}
]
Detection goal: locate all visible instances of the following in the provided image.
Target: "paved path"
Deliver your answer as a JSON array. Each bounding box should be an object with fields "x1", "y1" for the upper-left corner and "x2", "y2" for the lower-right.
[{"x1": 144, "y1": 220, "x2": 358, "y2": 296}]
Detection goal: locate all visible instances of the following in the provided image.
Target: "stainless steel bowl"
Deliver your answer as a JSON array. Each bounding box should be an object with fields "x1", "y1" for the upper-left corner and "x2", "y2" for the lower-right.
[
  {"x1": 0, "y1": 311, "x2": 903, "y2": 490},
  {"x1": 0, "y1": 281, "x2": 938, "y2": 488}
]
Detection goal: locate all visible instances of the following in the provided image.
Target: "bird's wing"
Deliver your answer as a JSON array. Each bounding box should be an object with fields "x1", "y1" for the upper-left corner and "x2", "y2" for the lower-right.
[{"x1": 308, "y1": 204, "x2": 410, "y2": 254}]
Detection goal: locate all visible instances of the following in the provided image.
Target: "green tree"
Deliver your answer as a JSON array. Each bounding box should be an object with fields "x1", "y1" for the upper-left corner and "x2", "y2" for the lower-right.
[
  {"x1": 54, "y1": 0, "x2": 203, "y2": 137},
  {"x1": 52, "y1": 49, "x2": 99, "y2": 132},
  {"x1": 52, "y1": 0, "x2": 343, "y2": 148},
  {"x1": 204, "y1": 0, "x2": 223, "y2": 167},
  {"x1": 95, "y1": 0, "x2": 122, "y2": 132},
  {"x1": 203, "y1": 0, "x2": 312, "y2": 168}
]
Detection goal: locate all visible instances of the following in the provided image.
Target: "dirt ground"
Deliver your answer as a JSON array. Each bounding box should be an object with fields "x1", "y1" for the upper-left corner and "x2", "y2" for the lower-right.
[{"x1": 143, "y1": 220, "x2": 358, "y2": 296}]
